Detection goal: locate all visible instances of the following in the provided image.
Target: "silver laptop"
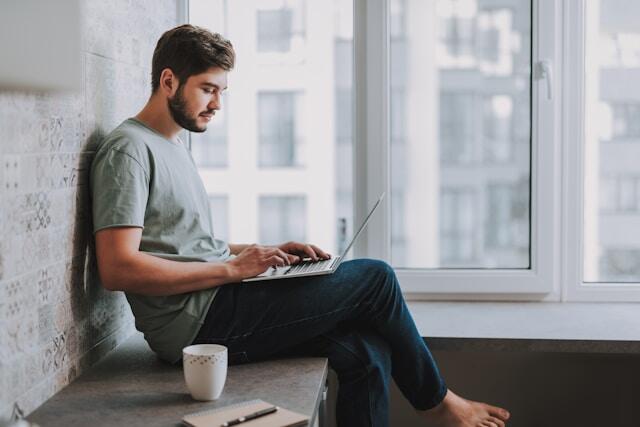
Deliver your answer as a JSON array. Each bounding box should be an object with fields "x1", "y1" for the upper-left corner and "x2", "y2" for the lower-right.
[{"x1": 242, "y1": 193, "x2": 385, "y2": 282}]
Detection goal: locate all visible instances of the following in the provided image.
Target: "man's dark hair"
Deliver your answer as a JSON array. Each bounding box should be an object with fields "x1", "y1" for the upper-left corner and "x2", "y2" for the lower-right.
[{"x1": 151, "y1": 24, "x2": 235, "y2": 92}]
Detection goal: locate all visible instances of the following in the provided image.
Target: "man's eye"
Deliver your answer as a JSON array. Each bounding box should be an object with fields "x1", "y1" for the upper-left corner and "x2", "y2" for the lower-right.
[{"x1": 203, "y1": 89, "x2": 213, "y2": 94}]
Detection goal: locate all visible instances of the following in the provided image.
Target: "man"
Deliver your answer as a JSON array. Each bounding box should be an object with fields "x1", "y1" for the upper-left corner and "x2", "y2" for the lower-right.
[{"x1": 90, "y1": 24, "x2": 511, "y2": 427}]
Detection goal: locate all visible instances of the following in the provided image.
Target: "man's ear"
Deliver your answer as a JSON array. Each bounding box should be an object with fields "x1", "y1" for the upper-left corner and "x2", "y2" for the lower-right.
[{"x1": 159, "y1": 68, "x2": 178, "y2": 96}]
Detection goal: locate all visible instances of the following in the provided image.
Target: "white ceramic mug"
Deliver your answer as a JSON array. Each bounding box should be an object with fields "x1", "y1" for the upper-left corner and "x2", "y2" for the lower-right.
[{"x1": 182, "y1": 344, "x2": 228, "y2": 401}]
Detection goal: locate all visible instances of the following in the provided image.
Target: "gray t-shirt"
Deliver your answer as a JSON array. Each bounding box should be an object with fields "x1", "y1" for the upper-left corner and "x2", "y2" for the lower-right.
[{"x1": 90, "y1": 117, "x2": 230, "y2": 363}]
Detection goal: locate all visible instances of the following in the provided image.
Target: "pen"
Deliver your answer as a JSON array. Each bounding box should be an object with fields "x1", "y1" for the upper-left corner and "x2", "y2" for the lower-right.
[{"x1": 221, "y1": 406, "x2": 278, "y2": 426}]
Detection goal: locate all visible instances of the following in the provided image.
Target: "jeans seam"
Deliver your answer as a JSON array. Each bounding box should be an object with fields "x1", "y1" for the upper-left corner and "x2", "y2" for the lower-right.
[
  {"x1": 322, "y1": 334, "x2": 378, "y2": 427},
  {"x1": 211, "y1": 303, "x2": 363, "y2": 342}
]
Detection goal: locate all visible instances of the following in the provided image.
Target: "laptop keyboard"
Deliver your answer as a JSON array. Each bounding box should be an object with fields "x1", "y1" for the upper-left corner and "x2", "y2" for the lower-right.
[{"x1": 286, "y1": 258, "x2": 334, "y2": 275}]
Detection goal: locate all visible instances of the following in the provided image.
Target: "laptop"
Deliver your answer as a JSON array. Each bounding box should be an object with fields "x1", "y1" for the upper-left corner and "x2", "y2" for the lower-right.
[{"x1": 242, "y1": 193, "x2": 385, "y2": 282}]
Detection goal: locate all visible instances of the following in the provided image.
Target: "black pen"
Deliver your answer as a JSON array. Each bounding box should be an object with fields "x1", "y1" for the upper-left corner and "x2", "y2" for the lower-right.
[{"x1": 221, "y1": 406, "x2": 278, "y2": 426}]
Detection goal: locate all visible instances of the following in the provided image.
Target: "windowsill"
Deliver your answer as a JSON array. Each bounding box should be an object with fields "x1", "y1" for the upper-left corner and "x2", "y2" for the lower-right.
[{"x1": 408, "y1": 301, "x2": 640, "y2": 354}]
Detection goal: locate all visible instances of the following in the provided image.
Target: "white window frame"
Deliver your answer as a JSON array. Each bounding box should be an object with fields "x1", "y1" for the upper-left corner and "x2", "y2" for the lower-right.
[
  {"x1": 563, "y1": 0, "x2": 640, "y2": 302},
  {"x1": 353, "y1": 0, "x2": 562, "y2": 299},
  {"x1": 185, "y1": 0, "x2": 640, "y2": 301}
]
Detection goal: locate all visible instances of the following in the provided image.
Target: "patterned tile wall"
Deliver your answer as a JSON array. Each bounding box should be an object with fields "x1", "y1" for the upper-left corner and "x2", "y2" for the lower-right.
[{"x1": 0, "y1": 0, "x2": 180, "y2": 419}]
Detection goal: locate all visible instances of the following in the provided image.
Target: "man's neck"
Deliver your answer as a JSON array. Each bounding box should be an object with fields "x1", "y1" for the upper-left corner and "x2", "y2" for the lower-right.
[{"x1": 135, "y1": 96, "x2": 182, "y2": 143}]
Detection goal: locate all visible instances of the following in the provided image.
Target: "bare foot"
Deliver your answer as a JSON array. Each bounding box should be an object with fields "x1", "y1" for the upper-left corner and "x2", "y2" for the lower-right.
[{"x1": 419, "y1": 389, "x2": 510, "y2": 427}]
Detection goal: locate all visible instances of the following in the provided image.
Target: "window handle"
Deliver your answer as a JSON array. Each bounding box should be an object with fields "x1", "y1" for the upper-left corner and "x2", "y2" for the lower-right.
[{"x1": 536, "y1": 60, "x2": 553, "y2": 100}]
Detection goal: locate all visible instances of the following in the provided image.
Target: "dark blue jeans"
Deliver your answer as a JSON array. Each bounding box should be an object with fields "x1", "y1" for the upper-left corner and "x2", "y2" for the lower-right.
[{"x1": 193, "y1": 259, "x2": 447, "y2": 427}]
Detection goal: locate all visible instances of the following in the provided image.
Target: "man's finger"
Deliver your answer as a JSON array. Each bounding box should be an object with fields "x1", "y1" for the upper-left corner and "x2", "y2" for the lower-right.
[
  {"x1": 288, "y1": 254, "x2": 301, "y2": 264},
  {"x1": 275, "y1": 248, "x2": 293, "y2": 265},
  {"x1": 265, "y1": 247, "x2": 290, "y2": 262},
  {"x1": 310, "y1": 244, "x2": 331, "y2": 259},
  {"x1": 268, "y1": 255, "x2": 287, "y2": 267},
  {"x1": 302, "y1": 244, "x2": 319, "y2": 261}
]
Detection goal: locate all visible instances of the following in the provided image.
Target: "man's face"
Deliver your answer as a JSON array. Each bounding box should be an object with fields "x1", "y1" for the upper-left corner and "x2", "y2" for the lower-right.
[{"x1": 167, "y1": 67, "x2": 228, "y2": 133}]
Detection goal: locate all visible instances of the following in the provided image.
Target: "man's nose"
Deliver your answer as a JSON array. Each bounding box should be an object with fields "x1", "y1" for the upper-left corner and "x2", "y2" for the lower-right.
[{"x1": 208, "y1": 95, "x2": 221, "y2": 110}]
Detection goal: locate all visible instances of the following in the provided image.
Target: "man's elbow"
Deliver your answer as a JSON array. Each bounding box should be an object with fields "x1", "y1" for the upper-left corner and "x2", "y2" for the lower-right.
[
  {"x1": 101, "y1": 275, "x2": 122, "y2": 292},
  {"x1": 99, "y1": 270, "x2": 125, "y2": 292},
  {"x1": 97, "y1": 257, "x2": 134, "y2": 292}
]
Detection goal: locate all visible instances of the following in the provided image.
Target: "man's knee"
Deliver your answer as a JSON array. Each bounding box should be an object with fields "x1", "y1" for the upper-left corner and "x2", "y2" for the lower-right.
[{"x1": 351, "y1": 258, "x2": 397, "y2": 282}]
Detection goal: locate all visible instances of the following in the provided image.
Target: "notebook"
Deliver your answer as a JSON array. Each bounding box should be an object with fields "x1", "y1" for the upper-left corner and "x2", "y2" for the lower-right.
[{"x1": 182, "y1": 399, "x2": 309, "y2": 427}]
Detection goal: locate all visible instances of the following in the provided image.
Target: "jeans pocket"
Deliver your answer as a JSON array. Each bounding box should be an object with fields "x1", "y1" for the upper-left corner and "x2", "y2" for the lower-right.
[{"x1": 228, "y1": 351, "x2": 250, "y2": 365}]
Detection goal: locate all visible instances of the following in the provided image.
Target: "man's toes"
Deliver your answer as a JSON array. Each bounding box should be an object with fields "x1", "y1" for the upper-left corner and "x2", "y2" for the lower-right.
[
  {"x1": 484, "y1": 404, "x2": 510, "y2": 420},
  {"x1": 487, "y1": 415, "x2": 506, "y2": 427},
  {"x1": 480, "y1": 421, "x2": 499, "y2": 427}
]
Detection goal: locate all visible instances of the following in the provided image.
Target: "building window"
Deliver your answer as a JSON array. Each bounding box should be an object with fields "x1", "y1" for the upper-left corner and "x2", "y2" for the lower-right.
[
  {"x1": 600, "y1": 176, "x2": 640, "y2": 214},
  {"x1": 599, "y1": 249, "x2": 640, "y2": 282},
  {"x1": 209, "y1": 195, "x2": 229, "y2": 241},
  {"x1": 191, "y1": 106, "x2": 228, "y2": 168},
  {"x1": 256, "y1": 0, "x2": 305, "y2": 53},
  {"x1": 259, "y1": 196, "x2": 307, "y2": 245},
  {"x1": 483, "y1": 95, "x2": 514, "y2": 163},
  {"x1": 440, "y1": 92, "x2": 475, "y2": 165},
  {"x1": 391, "y1": 191, "x2": 407, "y2": 266},
  {"x1": 258, "y1": 91, "x2": 303, "y2": 167},
  {"x1": 611, "y1": 103, "x2": 640, "y2": 140},
  {"x1": 485, "y1": 182, "x2": 529, "y2": 252},
  {"x1": 442, "y1": 16, "x2": 475, "y2": 59},
  {"x1": 584, "y1": 0, "x2": 640, "y2": 283},
  {"x1": 440, "y1": 188, "x2": 476, "y2": 264}
]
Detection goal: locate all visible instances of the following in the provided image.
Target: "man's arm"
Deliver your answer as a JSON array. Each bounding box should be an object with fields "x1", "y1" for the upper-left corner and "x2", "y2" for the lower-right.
[{"x1": 95, "y1": 227, "x2": 296, "y2": 296}]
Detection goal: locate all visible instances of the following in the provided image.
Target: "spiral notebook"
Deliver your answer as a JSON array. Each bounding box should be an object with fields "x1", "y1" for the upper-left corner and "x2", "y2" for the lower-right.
[{"x1": 182, "y1": 399, "x2": 309, "y2": 427}]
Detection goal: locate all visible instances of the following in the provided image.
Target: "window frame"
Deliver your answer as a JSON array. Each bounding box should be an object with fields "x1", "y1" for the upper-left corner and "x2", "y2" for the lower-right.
[
  {"x1": 563, "y1": 0, "x2": 640, "y2": 301},
  {"x1": 354, "y1": 0, "x2": 561, "y2": 299},
  {"x1": 186, "y1": 0, "x2": 640, "y2": 301}
]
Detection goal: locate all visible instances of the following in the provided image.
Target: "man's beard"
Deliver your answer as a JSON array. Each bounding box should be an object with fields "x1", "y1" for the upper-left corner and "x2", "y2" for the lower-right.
[{"x1": 168, "y1": 85, "x2": 206, "y2": 133}]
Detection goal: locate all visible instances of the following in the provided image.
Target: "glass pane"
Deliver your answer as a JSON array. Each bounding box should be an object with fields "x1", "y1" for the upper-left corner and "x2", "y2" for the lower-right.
[
  {"x1": 390, "y1": 0, "x2": 532, "y2": 269},
  {"x1": 259, "y1": 196, "x2": 307, "y2": 244},
  {"x1": 256, "y1": 0, "x2": 305, "y2": 54},
  {"x1": 257, "y1": 9, "x2": 294, "y2": 52},
  {"x1": 191, "y1": 104, "x2": 228, "y2": 168},
  {"x1": 209, "y1": 195, "x2": 229, "y2": 241},
  {"x1": 584, "y1": 0, "x2": 640, "y2": 282},
  {"x1": 189, "y1": 0, "x2": 353, "y2": 255},
  {"x1": 258, "y1": 91, "x2": 302, "y2": 167}
]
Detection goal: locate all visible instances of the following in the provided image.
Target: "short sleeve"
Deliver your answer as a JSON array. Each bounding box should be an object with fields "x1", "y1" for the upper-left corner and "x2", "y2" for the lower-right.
[{"x1": 90, "y1": 147, "x2": 150, "y2": 233}]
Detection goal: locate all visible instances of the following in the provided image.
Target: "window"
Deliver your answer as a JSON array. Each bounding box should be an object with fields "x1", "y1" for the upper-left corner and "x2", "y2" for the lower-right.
[
  {"x1": 191, "y1": 0, "x2": 640, "y2": 300},
  {"x1": 599, "y1": 249, "x2": 640, "y2": 282},
  {"x1": 485, "y1": 182, "x2": 529, "y2": 257},
  {"x1": 439, "y1": 92, "x2": 476, "y2": 165},
  {"x1": 258, "y1": 91, "x2": 303, "y2": 168},
  {"x1": 440, "y1": 188, "x2": 477, "y2": 265},
  {"x1": 610, "y1": 103, "x2": 640, "y2": 140},
  {"x1": 583, "y1": 0, "x2": 640, "y2": 284},
  {"x1": 190, "y1": 0, "x2": 353, "y2": 256},
  {"x1": 483, "y1": 95, "x2": 514, "y2": 163},
  {"x1": 600, "y1": 176, "x2": 640, "y2": 214},
  {"x1": 191, "y1": 107, "x2": 228, "y2": 168},
  {"x1": 257, "y1": 9, "x2": 294, "y2": 52},
  {"x1": 439, "y1": 2, "x2": 475, "y2": 64},
  {"x1": 259, "y1": 196, "x2": 306, "y2": 245},
  {"x1": 256, "y1": 0, "x2": 306, "y2": 54},
  {"x1": 389, "y1": 0, "x2": 532, "y2": 272},
  {"x1": 209, "y1": 196, "x2": 229, "y2": 241}
]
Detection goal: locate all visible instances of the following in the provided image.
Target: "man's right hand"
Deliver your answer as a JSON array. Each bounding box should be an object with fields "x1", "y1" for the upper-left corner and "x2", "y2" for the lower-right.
[{"x1": 226, "y1": 244, "x2": 300, "y2": 281}]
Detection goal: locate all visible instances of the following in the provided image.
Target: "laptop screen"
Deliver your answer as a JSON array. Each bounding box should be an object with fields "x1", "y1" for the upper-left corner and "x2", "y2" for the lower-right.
[{"x1": 336, "y1": 192, "x2": 385, "y2": 261}]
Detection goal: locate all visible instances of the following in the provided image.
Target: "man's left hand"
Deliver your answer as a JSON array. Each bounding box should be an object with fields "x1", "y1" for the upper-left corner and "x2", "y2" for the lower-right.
[{"x1": 277, "y1": 241, "x2": 331, "y2": 263}]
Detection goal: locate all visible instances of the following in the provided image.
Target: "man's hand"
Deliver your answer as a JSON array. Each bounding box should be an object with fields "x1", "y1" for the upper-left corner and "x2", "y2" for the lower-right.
[
  {"x1": 277, "y1": 241, "x2": 331, "y2": 262},
  {"x1": 226, "y1": 244, "x2": 300, "y2": 280}
]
